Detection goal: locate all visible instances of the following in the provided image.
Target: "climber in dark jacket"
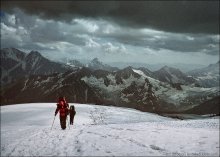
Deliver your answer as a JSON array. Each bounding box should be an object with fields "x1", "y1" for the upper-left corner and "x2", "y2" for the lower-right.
[
  {"x1": 69, "y1": 105, "x2": 76, "y2": 125},
  {"x1": 55, "y1": 96, "x2": 69, "y2": 129}
]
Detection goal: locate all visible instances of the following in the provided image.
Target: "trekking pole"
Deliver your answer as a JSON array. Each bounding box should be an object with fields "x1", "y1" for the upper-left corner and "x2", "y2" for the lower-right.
[{"x1": 51, "y1": 115, "x2": 56, "y2": 130}]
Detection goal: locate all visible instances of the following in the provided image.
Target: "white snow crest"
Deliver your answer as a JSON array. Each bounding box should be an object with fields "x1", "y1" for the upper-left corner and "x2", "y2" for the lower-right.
[
  {"x1": 132, "y1": 69, "x2": 148, "y2": 78},
  {"x1": 82, "y1": 74, "x2": 145, "y2": 93}
]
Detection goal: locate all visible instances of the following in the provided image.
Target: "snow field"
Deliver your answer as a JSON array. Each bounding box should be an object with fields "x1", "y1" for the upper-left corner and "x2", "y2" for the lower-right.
[{"x1": 1, "y1": 103, "x2": 219, "y2": 156}]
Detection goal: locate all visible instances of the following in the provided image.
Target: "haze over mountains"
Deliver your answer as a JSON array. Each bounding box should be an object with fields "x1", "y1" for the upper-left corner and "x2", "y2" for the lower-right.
[
  {"x1": 63, "y1": 58, "x2": 208, "y2": 72},
  {"x1": 1, "y1": 48, "x2": 219, "y2": 115}
]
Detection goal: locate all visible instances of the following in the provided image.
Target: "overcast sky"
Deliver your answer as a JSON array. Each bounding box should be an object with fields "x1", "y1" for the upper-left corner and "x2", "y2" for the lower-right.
[{"x1": 1, "y1": 1, "x2": 219, "y2": 65}]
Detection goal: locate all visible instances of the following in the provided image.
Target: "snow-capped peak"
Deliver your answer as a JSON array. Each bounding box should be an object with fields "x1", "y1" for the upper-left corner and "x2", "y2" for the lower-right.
[
  {"x1": 188, "y1": 61, "x2": 219, "y2": 87},
  {"x1": 132, "y1": 69, "x2": 148, "y2": 78},
  {"x1": 88, "y1": 58, "x2": 118, "y2": 72}
]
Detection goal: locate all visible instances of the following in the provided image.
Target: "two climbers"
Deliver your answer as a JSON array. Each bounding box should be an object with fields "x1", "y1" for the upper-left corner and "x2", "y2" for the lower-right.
[{"x1": 54, "y1": 96, "x2": 76, "y2": 130}]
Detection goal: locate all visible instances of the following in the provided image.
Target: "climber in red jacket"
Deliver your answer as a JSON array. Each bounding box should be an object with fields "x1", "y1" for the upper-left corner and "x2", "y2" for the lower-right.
[{"x1": 55, "y1": 96, "x2": 69, "y2": 130}]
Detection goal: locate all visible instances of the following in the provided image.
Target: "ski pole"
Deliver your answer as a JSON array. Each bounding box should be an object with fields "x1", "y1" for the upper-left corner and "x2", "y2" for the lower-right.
[{"x1": 51, "y1": 115, "x2": 56, "y2": 130}]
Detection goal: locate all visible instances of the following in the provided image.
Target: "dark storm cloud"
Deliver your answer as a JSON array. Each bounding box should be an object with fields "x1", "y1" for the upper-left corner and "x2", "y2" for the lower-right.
[
  {"x1": 96, "y1": 27, "x2": 219, "y2": 55},
  {"x1": 1, "y1": 5, "x2": 219, "y2": 65},
  {"x1": 1, "y1": 1, "x2": 219, "y2": 34},
  {"x1": 1, "y1": 9, "x2": 218, "y2": 57}
]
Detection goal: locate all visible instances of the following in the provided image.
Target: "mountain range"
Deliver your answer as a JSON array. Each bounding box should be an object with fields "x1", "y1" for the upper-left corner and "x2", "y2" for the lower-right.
[
  {"x1": 1, "y1": 48, "x2": 71, "y2": 86},
  {"x1": 188, "y1": 61, "x2": 219, "y2": 88},
  {"x1": 106, "y1": 62, "x2": 208, "y2": 72},
  {"x1": 1, "y1": 48, "x2": 219, "y2": 115}
]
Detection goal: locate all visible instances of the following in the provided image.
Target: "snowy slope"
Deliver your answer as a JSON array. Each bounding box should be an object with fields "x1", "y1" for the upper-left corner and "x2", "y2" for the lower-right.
[
  {"x1": 188, "y1": 61, "x2": 219, "y2": 88},
  {"x1": 132, "y1": 68, "x2": 219, "y2": 110},
  {"x1": 1, "y1": 103, "x2": 219, "y2": 156}
]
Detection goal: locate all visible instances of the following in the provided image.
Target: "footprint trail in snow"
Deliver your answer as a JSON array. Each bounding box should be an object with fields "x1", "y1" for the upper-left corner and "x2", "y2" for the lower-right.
[{"x1": 1, "y1": 103, "x2": 219, "y2": 156}]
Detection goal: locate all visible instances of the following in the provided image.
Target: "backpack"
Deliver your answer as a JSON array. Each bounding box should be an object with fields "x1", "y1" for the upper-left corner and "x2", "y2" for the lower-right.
[{"x1": 58, "y1": 100, "x2": 68, "y2": 117}]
